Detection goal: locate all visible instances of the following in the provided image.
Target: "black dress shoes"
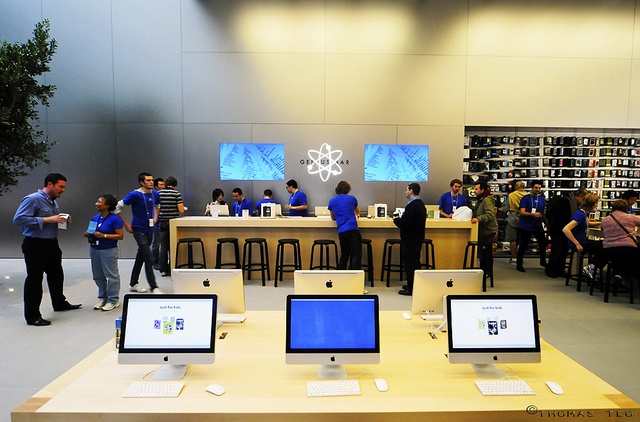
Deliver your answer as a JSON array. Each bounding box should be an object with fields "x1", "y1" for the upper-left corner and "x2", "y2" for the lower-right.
[
  {"x1": 27, "y1": 318, "x2": 52, "y2": 326},
  {"x1": 398, "y1": 289, "x2": 412, "y2": 296},
  {"x1": 53, "y1": 301, "x2": 82, "y2": 311}
]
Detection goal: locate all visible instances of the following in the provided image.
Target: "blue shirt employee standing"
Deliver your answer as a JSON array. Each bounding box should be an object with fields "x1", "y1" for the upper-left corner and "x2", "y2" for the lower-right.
[
  {"x1": 438, "y1": 178, "x2": 467, "y2": 218},
  {"x1": 13, "y1": 173, "x2": 82, "y2": 326},
  {"x1": 285, "y1": 179, "x2": 308, "y2": 216},
  {"x1": 328, "y1": 180, "x2": 362, "y2": 270},
  {"x1": 231, "y1": 187, "x2": 253, "y2": 216},
  {"x1": 516, "y1": 180, "x2": 547, "y2": 272}
]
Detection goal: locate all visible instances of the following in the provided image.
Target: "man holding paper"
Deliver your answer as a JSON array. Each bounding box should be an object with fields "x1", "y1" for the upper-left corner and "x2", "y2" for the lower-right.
[{"x1": 13, "y1": 173, "x2": 82, "y2": 326}]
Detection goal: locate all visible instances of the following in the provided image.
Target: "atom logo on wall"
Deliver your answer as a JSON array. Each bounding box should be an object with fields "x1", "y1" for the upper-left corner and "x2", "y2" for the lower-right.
[{"x1": 306, "y1": 143, "x2": 343, "y2": 182}]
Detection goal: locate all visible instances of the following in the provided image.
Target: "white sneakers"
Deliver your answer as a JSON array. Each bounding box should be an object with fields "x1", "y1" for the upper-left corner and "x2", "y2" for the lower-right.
[
  {"x1": 101, "y1": 302, "x2": 120, "y2": 312},
  {"x1": 506, "y1": 258, "x2": 517, "y2": 264},
  {"x1": 582, "y1": 264, "x2": 595, "y2": 279},
  {"x1": 94, "y1": 299, "x2": 107, "y2": 310},
  {"x1": 130, "y1": 283, "x2": 148, "y2": 293},
  {"x1": 130, "y1": 284, "x2": 162, "y2": 294}
]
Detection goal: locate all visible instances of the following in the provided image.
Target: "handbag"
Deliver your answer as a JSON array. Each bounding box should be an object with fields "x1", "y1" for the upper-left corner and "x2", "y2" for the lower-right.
[{"x1": 609, "y1": 212, "x2": 640, "y2": 246}]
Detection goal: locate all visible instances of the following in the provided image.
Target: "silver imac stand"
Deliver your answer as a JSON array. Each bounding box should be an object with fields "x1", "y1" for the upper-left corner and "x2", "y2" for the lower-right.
[
  {"x1": 472, "y1": 364, "x2": 507, "y2": 379},
  {"x1": 152, "y1": 364, "x2": 189, "y2": 380},
  {"x1": 317, "y1": 364, "x2": 348, "y2": 380}
]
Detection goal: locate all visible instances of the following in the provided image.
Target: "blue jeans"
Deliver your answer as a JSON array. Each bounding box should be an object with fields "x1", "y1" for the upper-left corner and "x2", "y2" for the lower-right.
[
  {"x1": 131, "y1": 231, "x2": 157, "y2": 289},
  {"x1": 152, "y1": 224, "x2": 161, "y2": 266},
  {"x1": 90, "y1": 247, "x2": 120, "y2": 303}
]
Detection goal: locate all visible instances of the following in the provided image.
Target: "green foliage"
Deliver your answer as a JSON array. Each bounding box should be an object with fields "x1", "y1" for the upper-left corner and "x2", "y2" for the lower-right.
[{"x1": 0, "y1": 19, "x2": 57, "y2": 195}]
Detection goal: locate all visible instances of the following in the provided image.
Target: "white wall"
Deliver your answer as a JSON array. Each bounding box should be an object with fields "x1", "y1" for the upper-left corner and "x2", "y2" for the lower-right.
[{"x1": 0, "y1": 0, "x2": 638, "y2": 258}]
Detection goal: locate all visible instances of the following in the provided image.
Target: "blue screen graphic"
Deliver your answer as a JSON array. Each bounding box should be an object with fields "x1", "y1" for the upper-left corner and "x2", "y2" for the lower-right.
[
  {"x1": 289, "y1": 299, "x2": 377, "y2": 350},
  {"x1": 220, "y1": 143, "x2": 285, "y2": 181},
  {"x1": 364, "y1": 144, "x2": 429, "y2": 182}
]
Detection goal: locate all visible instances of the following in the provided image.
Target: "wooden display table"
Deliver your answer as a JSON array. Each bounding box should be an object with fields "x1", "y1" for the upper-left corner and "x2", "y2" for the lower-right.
[{"x1": 13, "y1": 311, "x2": 639, "y2": 421}]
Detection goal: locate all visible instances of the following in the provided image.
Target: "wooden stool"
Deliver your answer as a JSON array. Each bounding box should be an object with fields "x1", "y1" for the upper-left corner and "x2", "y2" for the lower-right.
[
  {"x1": 462, "y1": 241, "x2": 479, "y2": 269},
  {"x1": 274, "y1": 238, "x2": 302, "y2": 287},
  {"x1": 381, "y1": 239, "x2": 403, "y2": 287},
  {"x1": 420, "y1": 238, "x2": 436, "y2": 270},
  {"x1": 242, "y1": 238, "x2": 270, "y2": 286},
  {"x1": 309, "y1": 239, "x2": 338, "y2": 270},
  {"x1": 361, "y1": 238, "x2": 375, "y2": 287},
  {"x1": 215, "y1": 237, "x2": 240, "y2": 269},
  {"x1": 175, "y1": 237, "x2": 206, "y2": 269}
]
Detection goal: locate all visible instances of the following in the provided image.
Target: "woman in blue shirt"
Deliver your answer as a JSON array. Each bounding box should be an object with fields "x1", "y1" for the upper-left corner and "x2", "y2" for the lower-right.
[
  {"x1": 562, "y1": 193, "x2": 605, "y2": 278},
  {"x1": 85, "y1": 194, "x2": 124, "y2": 311},
  {"x1": 328, "y1": 181, "x2": 362, "y2": 270}
]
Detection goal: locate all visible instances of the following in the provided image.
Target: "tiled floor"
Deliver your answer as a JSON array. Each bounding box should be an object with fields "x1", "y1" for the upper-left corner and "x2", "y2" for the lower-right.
[{"x1": 1, "y1": 258, "x2": 639, "y2": 421}]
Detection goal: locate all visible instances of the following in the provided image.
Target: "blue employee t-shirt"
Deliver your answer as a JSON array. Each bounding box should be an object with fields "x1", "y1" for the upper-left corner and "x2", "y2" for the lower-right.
[
  {"x1": 328, "y1": 194, "x2": 359, "y2": 234},
  {"x1": 89, "y1": 213, "x2": 123, "y2": 250},
  {"x1": 122, "y1": 189, "x2": 160, "y2": 234},
  {"x1": 567, "y1": 209, "x2": 588, "y2": 248},
  {"x1": 438, "y1": 192, "x2": 467, "y2": 215},
  {"x1": 519, "y1": 194, "x2": 546, "y2": 231},
  {"x1": 288, "y1": 190, "x2": 308, "y2": 217}
]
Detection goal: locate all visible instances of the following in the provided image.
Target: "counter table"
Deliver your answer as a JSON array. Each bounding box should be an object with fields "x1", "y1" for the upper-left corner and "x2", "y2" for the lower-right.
[{"x1": 170, "y1": 217, "x2": 478, "y2": 282}]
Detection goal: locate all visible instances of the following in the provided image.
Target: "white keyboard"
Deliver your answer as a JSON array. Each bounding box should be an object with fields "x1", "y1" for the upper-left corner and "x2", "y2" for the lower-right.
[
  {"x1": 475, "y1": 379, "x2": 535, "y2": 396},
  {"x1": 307, "y1": 380, "x2": 361, "y2": 397},
  {"x1": 218, "y1": 314, "x2": 247, "y2": 324},
  {"x1": 122, "y1": 381, "x2": 185, "y2": 398}
]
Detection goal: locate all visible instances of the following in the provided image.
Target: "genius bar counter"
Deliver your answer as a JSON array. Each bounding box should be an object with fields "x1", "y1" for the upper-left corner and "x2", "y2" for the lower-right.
[{"x1": 169, "y1": 216, "x2": 478, "y2": 274}]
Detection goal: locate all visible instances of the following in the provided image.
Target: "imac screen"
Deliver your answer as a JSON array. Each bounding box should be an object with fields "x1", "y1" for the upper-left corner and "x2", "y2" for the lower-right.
[
  {"x1": 220, "y1": 143, "x2": 285, "y2": 181},
  {"x1": 446, "y1": 294, "x2": 540, "y2": 377},
  {"x1": 293, "y1": 270, "x2": 365, "y2": 295},
  {"x1": 172, "y1": 269, "x2": 246, "y2": 315},
  {"x1": 411, "y1": 269, "x2": 484, "y2": 316},
  {"x1": 118, "y1": 294, "x2": 217, "y2": 379},
  {"x1": 286, "y1": 294, "x2": 380, "y2": 379},
  {"x1": 364, "y1": 144, "x2": 429, "y2": 182}
]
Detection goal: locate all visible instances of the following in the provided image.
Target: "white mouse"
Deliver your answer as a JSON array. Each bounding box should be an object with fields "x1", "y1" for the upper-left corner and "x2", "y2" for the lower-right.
[
  {"x1": 374, "y1": 378, "x2": 389, "y2": 392},
  {"x1": 205, "y1": 384, "x2": 226, "y2": 396},
  {"x1": 545, "y1": 380, "x2": 563, "y2": 395},
  {"x1": 401, "y1": 312, "x2": 412, "y2": 320}
]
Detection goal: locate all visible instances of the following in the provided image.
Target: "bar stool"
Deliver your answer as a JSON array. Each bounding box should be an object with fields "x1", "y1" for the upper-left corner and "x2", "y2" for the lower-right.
[
  {"x1": 596, "y1": 257, "x2": 635, "y2": 304},
  {"x1": 462, "y1": 241, "x2": 479, "y2": 269},
  {"x1": 274, "y1": 238, "x2": 302, "y2": 287},
  {"x1": 215, "y1": 237, "x2": 240, "y2": 269},
  {"x1": 309, "y1": 239, "x2": 339, "y2": 270},
  {"x1": 381, "y1": 239, "x2": 403, "y2": 287},
  {"x1": 242, "y1": 238, "x2": 270, "y2": 286},
  {"x1": 420, "y1": 238, "x2": 436, "y2": 270},
  {"x1": 564, "y1": 248, "x2": 598, "y2": 292},
  {"x1": 361, "y1": 238, "x2": 375, "y2": 287},
  {"x1": 174, "y1": 237, "x2": 206, "y2": 269}
]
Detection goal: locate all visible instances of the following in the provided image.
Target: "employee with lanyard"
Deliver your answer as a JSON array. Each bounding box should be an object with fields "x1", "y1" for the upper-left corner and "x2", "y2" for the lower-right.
[
  {"x1": 115, "y1": 172, "x2": 162, "y2": 293},
  {"x1": 285, "y1": 179, "x2": 308, "y2": 217},
  {"x1": 438, "y1": 179, "x2": 467, "y2": 218},
  {"x1": 516, "y1": 180, "x2": 547, "y2": 272}
]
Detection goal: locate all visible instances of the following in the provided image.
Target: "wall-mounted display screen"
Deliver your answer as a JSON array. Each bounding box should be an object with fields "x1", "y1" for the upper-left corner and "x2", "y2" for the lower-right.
[
  {"x1": 220, "y1": 143, "x2": 285, "y2": 181},
  {"x1": 364, "y1": 144, "x2": 429, "y2": 182}
]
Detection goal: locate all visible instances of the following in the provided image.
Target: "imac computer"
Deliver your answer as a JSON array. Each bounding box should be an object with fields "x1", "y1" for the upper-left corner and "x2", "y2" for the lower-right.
[
  {"x1": 207, "y1": 204, "x2": 230, "y2": 217},
  {"x1": 293, "y1": 270, "x2": 365, "y2": 294},
  {"x1": 118, "y1": 293, "x2": 217, "y2": 380},
  {"x1": 286, "y1": 294, "x2": 380, "y2": 380},
  {"x1": 446, "y1": 294, "x2": 541, "y2": 378},
  {"x1": 172, "y1": 269, "x2": 246, "y2": 322},
  {"x1": 411, "y1": 269, "x2": 484, "y2": 324}
]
